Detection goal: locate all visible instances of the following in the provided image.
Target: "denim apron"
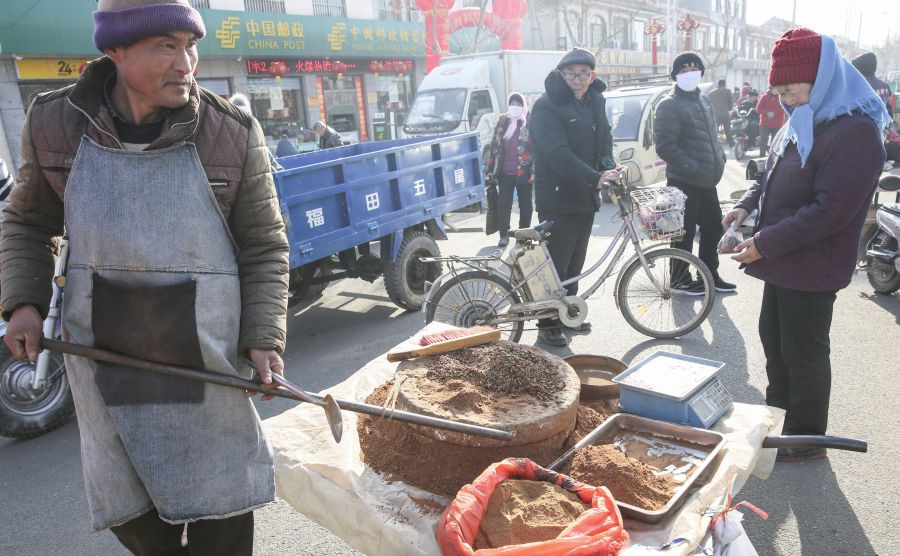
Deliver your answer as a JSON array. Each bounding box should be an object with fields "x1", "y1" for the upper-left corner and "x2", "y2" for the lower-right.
[{"x1": 62, "y1": 137, "x2": 274, "y2": 531}]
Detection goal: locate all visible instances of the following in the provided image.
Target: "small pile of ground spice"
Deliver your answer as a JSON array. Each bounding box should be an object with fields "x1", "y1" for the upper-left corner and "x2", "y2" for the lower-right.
[
  {"x1": 563, "y1": 405, "x2": 608, "y2": 450},
  {"x1": 564, "y1": 443, "x2": 675, "y2": 511},
  {"x1": 424, "y1": 343, "x2": 564, "y2": 402},
  {"x1": 473, "y1": 480, "x2": 590, "y2": 549}
]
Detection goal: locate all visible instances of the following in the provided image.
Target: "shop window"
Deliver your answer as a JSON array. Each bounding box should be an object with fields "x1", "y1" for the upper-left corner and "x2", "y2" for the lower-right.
[
  {"x1": 244, "y1": 0, "x2": 285, "y2": 13},
  {"x1": 197, "y1": 78, "x2": 231, "y2": 98},
  {"x1": 313, "y1": 0, "x2": 347, "y2": 17},
  {"x1": 188, "y1": 0, "x2": 209, "y2": 9},
  {"x1": 467, "y1": 90, "x2": 493, "y2": 130},
  {"x1": 590, "y1": 16, "x2": 607, "y2": 49},
  {"x1": 322, "y1": 75, "x2": 362, "y2": 142},
  {"x1": 247, "y1": 77, "x2": 308, "y2": 149}
]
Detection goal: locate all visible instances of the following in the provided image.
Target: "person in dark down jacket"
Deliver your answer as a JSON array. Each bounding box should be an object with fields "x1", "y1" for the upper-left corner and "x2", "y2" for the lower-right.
[
  {"x1": 852, "y1": 51, "x2": 894, "y2": 117},
  {"x1": 0, "y1": 1, "x2": 289, "y2": 551},
  {"x1": 530, "y1": 47, "x2": 619, "y2": 347},
  {"x1": 724, "y1": 28, "x2": 889, "y2": 461},
  {"x1": 708, "y1": 79, "x2": 735, "y2": 146},
  {"x1": 654, "y1": 52, "x2": 736, "y2": 294},
  {"x1": 485, "y1": 93, "x2": 534, "y2": 247},
  {"x1": 314, "y1": 120, "x2": 343, "y2": 149}
]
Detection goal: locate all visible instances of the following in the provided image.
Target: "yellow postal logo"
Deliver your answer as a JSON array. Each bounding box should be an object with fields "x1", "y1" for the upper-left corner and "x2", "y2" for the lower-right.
[
  {"x1": 327, "y1": 22, "x2": 347, "y2": 51},
  {"x1": 215, "y1": 16, "x2": 242, "y2": 49}
]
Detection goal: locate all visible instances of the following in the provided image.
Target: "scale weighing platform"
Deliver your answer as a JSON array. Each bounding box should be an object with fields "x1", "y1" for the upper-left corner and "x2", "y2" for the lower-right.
[{"x1": 612, "y1": 351, "x2": 733, "y2": 428}]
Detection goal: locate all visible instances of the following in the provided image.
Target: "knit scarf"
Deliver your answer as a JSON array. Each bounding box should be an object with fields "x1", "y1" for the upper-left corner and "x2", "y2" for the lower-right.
[{"x1": 779, "y1": 34, "x2": 892, "y2": 167}]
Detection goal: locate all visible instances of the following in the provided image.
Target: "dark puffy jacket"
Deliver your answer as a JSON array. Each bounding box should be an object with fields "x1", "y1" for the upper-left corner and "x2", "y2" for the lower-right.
[
  {"x1": 531, "y1": 72, "x2": 614, "y2": 214},
  {"x1": 736, "y1": 114, "x2": 885, "y2": 292},
  {"x1": 654, "y1": 86, "x2": 726, "y2": 190}
]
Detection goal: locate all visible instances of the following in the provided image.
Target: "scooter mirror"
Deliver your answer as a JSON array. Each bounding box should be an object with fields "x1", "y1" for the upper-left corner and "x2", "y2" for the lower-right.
[
  {"x1": 745, "y1": 158, "x2": 767, "y2": 181},
  {"x1": 877, "y1": 174, "x2": 900, "y2": 193}
]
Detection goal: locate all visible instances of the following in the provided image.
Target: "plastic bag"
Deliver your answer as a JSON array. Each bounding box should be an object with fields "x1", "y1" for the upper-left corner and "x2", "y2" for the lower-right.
[
  {"x1": 437, "y1": 457, "x2": 629, "y2": 556},
  {"x1": 712, "y1": 510, "x2": 758, "y2": 556},
  {"x1": 718, "y1": 223, "x2": 744, "y2": 254}
]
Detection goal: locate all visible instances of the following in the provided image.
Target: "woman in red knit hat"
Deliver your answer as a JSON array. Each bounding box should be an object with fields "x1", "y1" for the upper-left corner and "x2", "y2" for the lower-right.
[{"x1": 723, "y1": 28, "x2": 890, "y2": 461}]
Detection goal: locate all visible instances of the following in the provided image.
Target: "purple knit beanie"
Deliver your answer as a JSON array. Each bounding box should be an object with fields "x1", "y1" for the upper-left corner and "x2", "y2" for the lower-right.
[{"x1": 93, "y1": 0, "x2": 207, "y2": 51}]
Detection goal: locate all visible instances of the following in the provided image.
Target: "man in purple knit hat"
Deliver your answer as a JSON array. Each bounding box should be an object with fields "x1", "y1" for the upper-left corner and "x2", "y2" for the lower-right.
[{"x1": 1, "y1": 1, "x2": 289, "y2": 553}]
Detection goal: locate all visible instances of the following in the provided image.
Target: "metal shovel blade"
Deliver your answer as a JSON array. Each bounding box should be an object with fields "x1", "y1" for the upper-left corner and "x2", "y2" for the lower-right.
[{"x1": 271, "y1": 373, "x2": 343, "y2": 443}]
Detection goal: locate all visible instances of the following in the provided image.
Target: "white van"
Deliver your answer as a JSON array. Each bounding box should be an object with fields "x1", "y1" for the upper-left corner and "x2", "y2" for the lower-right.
[
  {"x1": 605, "y1": 82, "x2": 715, "y2": 187},
  {"x1": 402, "y1": 50, "x2": 562, "y2": 157}
]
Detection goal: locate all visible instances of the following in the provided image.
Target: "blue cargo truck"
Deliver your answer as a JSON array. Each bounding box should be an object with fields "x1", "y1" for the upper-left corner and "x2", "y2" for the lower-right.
[{"x1": 273, "y1": 132, "x2": 485, "y2": 310}]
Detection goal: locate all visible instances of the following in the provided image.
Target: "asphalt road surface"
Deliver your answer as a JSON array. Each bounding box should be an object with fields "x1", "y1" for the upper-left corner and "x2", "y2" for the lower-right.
[{"x1": 1, "y1": 156, "x2": 898, "y2": 555}]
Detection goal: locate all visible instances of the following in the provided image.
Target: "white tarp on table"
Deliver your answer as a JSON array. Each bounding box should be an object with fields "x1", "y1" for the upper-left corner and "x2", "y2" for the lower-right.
[{"x1": 264, "y1": 326, "x2": 784, "y2": 556}]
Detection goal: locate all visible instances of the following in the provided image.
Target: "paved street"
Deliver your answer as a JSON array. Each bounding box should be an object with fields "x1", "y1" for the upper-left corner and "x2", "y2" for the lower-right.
[{"x1": 1, "y1": 157, "x2": 898, "y2": 555}]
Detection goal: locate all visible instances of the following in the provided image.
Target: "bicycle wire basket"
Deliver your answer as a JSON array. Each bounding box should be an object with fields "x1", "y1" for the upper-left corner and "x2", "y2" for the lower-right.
[{"x1": 629, "y1": 186, "x2": 688, "y2": 240}]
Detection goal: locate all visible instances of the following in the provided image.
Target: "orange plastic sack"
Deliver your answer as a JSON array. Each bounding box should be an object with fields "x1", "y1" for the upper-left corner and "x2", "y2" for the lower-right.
[{"x1": 437, "y1": 457, "x2": 629, "y2": 556}]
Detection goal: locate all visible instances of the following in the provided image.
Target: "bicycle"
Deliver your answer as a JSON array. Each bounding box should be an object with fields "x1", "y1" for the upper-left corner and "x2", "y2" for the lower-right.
[{"x1": 421, "y1": 170, "x2": 715, "y2": 341}]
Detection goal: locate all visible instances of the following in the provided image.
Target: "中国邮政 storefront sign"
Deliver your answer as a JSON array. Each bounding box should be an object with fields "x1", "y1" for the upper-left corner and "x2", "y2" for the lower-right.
[{"x1": 0, "y1": 1, "x2": 424, "y2": 58}]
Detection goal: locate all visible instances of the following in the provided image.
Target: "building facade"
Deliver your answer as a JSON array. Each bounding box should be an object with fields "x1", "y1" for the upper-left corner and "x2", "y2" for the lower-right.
[{"x1": 0, "y1": 0, "x2": 427, "y2": 166}]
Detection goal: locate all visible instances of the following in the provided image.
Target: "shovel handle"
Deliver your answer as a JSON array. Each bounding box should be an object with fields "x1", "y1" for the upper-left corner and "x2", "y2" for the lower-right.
[{"x1": 762, "y1": 435, "x2": 868, "y2": 453}]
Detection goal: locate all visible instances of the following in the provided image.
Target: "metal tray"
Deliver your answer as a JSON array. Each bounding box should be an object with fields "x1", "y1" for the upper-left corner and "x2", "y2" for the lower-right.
[{"x1": 548, "y1": 413, "x2": 725, "y2": 524}]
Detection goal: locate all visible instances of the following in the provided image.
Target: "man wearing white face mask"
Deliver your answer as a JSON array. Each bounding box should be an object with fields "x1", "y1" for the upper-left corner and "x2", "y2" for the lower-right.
[{"x1": 654, "y1": 51, "x2": 735, "y2": 294}]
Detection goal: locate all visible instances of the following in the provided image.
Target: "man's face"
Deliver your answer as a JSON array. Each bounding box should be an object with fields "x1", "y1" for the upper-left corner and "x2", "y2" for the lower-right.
[
  {"x1": 560, "y1": 63, "x2": 595, "y2": 98},
  {"x1": 106, "y1": 31, "x2": 198, "y2": 110},
  {"x1": 774, "y1": 83, "x2": 812, "y2": 108}
]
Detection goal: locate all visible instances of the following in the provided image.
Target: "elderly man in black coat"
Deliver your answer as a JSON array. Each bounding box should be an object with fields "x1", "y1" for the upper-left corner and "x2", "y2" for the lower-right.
[
  {"x1": 530, "y1": 48, "x2": 620, "y2": 346},
  {"x1": 654, "y1": 51, "x2": 736, "y2": 294}
]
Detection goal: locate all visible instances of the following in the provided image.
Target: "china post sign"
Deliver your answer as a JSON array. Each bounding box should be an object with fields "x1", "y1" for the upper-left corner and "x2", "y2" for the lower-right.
[
  {"x1": 0, "y1": 2, "x2": 424, "y2": 59},
  {"x1": 204, "y1": 11, "x2": 425, "y2": 57}
]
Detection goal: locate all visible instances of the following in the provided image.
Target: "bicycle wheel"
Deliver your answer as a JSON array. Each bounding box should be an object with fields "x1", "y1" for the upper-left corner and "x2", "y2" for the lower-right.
[
  {"x1": 425, "y1": 271, "x2": 524, "y2": 343},
  {"x1": 616, "y1": 248, "x2": 714, "y2": 339}
]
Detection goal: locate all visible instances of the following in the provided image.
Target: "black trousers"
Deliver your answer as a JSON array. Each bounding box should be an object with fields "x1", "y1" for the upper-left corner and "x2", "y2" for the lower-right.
[
  {"x1": 759, "y1": 283, "x2": 837, "y2": 435},
  {"x1": 759, "y1": 125, "x2": 779, "y2": 157},
  {"x1": 717, "y1": 113, "x2": 733, "y2": 143},
  {"x1": 670, "y1": 183, "x2": 722, "y2": 274},
  {"x1": 536, "y1": 211, "x2": 594, "y2": 327},
  {"x1": 497, "y1": 173, "x2": 533, "y2": 237},
  {"x1": 111, "y1": 508, "x2": 254, "y2": 556}
]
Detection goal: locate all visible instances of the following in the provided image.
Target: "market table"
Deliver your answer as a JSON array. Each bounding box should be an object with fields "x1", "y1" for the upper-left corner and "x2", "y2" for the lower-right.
[{"x1": 263, "y1": 325, "x2": 784, "y2": 555}]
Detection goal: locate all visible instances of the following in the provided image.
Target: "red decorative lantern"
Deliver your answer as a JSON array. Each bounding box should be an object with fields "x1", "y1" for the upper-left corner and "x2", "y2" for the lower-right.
[
  {"x1": 334, "y1": 60, "x2": 348, "y2": 78},
  {"x1": 644, "y1": 18, "x2": 666, "y2": 66},
  {"x1": 417, "y1": 0, "x2": 455, "y2": 72},
  {"x1": 676, "y1": 14, "x2": 701, "y2": 51},
  {"x1": 368, "y1": 61, "x2": 383, "y2": 75},
  {"x1": 268, "y1": 60, "x2": 289, "y2": 80}
]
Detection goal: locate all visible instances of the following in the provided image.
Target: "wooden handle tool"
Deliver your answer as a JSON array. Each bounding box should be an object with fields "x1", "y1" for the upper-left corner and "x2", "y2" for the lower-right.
[{"x1": 386, "y1": 328, "x2": 501, "y2": 362}]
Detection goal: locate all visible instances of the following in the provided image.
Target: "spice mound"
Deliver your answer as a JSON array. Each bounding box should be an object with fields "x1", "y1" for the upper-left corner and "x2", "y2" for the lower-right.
[
  {"x1": 565, "y1": 443, "x2": 675, "y2": 511},
  {"x1": 425, "y1": 342, "x2": 565, "y2": 402},
  {"x1": 474, "y1": 480, "x2": 590, "y2": 549}
]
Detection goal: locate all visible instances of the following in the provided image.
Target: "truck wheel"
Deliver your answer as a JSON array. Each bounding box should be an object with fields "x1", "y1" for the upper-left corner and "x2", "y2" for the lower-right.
[
  {"x1": 384, "y1": 231, "x2": 442, "y2": 311},
  {"x1": 0, "y1": 345, "x2": 75, "y2": 440}
]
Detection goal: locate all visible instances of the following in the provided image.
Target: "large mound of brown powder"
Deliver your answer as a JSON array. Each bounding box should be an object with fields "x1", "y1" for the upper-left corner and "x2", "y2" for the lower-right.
[
  {"x1": 424, "y1": 343, "x2": 564, "y2": 402},
  {"x1": 564, "y1": 443, "x2": 675, "y2": 510},
  {"x1": 473, "y1": 480, "x2": 590, "y2": 549},
  {"x1": 358, "y1": 382, "x2": 571, "y2": 496}
]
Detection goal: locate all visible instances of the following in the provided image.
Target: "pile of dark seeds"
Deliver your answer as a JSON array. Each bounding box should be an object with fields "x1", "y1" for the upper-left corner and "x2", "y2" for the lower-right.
[{"x1": 425, "y1": 343, "x2": 564, "y2": 401}]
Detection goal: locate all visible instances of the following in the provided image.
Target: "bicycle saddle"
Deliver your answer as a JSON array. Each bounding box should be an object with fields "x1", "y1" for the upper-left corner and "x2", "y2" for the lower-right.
[{"x1": 512, "y1": 220, "x2": 554, "y2": 242}]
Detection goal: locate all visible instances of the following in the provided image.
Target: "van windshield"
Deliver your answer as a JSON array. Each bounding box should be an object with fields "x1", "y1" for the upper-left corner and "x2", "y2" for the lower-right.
[
  {"x1": 404, "y1": 89, "x2": 467, "y2": 133},
  {"x1": 606, "y1": 94, "x2": 651, "y2": 141}
]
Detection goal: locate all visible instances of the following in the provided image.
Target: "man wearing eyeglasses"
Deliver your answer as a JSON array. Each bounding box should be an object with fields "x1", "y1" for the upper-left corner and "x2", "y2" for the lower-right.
[{"x1": 530, "y1": 48, "x2": 619, "y2": 347}]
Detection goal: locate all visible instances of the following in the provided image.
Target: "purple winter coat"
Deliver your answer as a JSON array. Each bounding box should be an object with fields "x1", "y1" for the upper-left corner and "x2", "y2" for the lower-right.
[{"x1": 736, "y1": 113, "x2": 885, "y2": 292}]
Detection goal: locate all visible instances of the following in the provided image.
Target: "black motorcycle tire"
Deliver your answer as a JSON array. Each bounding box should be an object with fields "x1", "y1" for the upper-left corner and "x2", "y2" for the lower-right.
[
  {"x1": 0, "y1": 343, "x2": 75, "y2": 439},
  {"x1": 866, "y1": 233, "x2": 900, "y2": 294}
]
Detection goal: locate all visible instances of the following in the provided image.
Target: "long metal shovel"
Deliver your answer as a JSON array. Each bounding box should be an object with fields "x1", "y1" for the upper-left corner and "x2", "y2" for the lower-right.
[{"x1": 40, "y1": 338, "x2": 515, "y2": 442}]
